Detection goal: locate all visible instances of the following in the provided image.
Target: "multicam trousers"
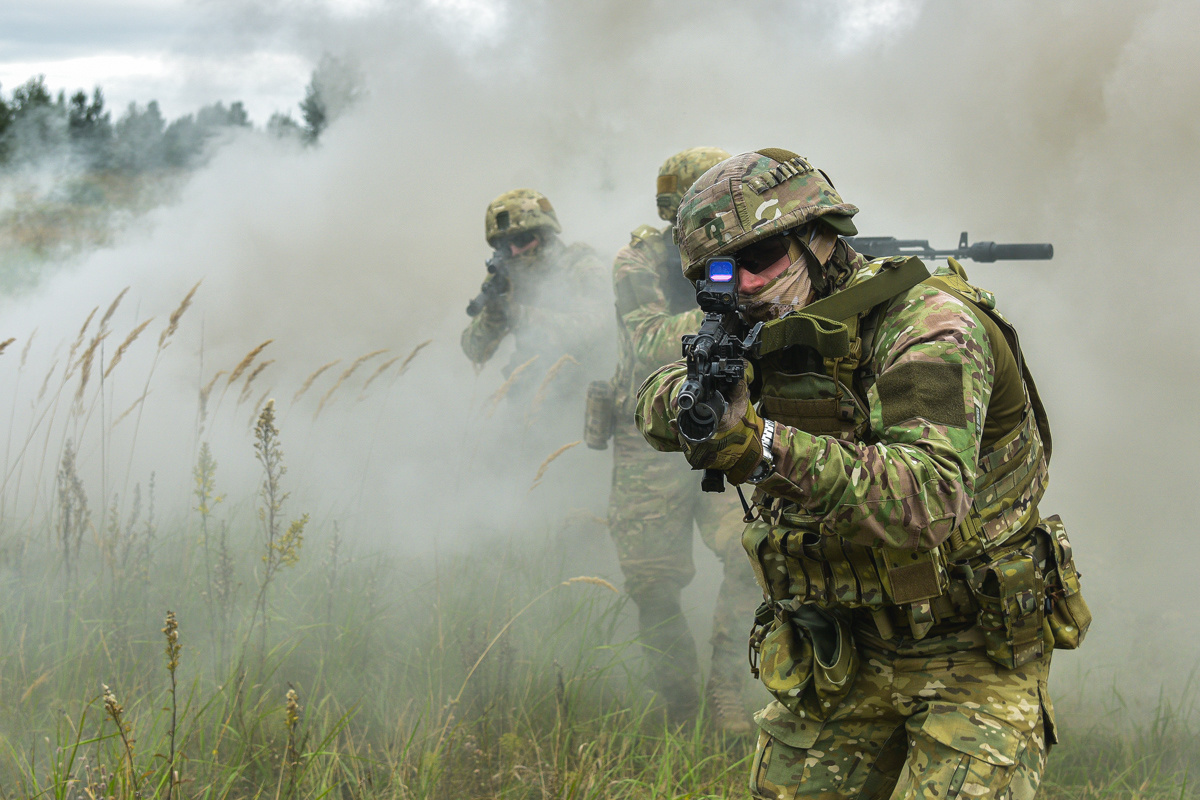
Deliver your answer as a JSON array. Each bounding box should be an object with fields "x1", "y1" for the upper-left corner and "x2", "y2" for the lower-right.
[
  {"x1": 608, "y1": 422, "x2": 761, "y2": 719},
  {"x1": 750, "y1": 622, "x2": 1054, "y2": 799}
]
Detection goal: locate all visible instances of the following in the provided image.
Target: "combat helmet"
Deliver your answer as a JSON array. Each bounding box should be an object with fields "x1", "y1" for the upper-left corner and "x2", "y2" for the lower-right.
[
  {"x1": 656, "y1": 146, "x2": 731, "y2": 222},
  {"x1": 484, "y1": 188, "x2": 563, "y2": 247},
  {"x1": 675, "y1": 148, "x2": 859, "y2": 280}
]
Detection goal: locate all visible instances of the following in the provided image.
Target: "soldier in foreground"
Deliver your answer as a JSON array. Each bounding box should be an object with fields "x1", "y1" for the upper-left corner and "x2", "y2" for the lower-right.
[
  {"x1": 598, "y1": 147, "x2": 761, "y2": 731},
  {"x1": 636, "y1": 150, "x2": 1091, "y2": 797},
  {"x1": 462, "y1": 188, "x2": 607, "y2": 390}
]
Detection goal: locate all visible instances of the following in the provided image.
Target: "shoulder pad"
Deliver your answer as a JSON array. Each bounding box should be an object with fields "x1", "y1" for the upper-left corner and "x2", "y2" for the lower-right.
[
  {"x1": 926, "y1": 268, "x2": 997, "y2": 311},
  {"x1": 629, "y1": 224, "x2": 665, "y2": 248}
]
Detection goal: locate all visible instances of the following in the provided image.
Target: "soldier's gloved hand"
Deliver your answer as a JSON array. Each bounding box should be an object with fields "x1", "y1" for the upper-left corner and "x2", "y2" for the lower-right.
[
  {"x1": 480, "y1": 294, "x2": 513, "y2": 328},
  {"x1": 680, "y1": 380, "x2": 765, "y2": 484}
]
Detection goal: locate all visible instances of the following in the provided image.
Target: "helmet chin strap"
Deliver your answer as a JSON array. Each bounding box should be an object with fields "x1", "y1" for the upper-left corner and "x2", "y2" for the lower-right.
[{"x1": 795, "y1": 223, "x2": 839, "y2": 294}]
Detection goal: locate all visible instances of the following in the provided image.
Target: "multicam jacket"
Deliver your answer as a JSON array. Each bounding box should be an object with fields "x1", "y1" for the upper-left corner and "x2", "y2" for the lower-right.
[
  {"x1": 611, "y1": 225, "x2": 702, "y2": 417},
  {"x1": 462, "y1": 237, "x2": 608, "y2": 376},
  {"x1": 636, "y1": 244, "x2": 1052, "y2": 622}
]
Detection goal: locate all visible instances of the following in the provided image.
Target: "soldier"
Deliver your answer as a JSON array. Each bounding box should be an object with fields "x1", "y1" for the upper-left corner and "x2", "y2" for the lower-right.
[
  {"x1": 462, "y1": 188, "x2": 607, "y2": 391},
  {"x1": 636, "y1": 150, "x2": 1090, "y2": 797},
  {"x1": 607, "y1": 147, "x2": 762, "y2": 733}
]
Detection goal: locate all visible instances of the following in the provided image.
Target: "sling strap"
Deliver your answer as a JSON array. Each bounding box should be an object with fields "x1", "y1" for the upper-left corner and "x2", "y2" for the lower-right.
[{"x1": 753, "y1": 256, "x2": 931, "y2": 359}]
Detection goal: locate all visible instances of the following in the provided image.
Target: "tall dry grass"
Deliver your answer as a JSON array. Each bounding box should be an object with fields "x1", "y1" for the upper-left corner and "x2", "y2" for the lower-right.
[{"x1": 0, "y1": 301, "x2": 1193, "y2": 800}]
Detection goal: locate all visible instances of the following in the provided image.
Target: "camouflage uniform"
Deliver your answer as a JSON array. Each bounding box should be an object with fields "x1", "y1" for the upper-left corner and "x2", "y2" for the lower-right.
[
  {"x1": 462, "y1": 189, "x2": 607, "y2": 395},
  {"x1": 636, "y1": 150, "x2": 1090, "y2": 797},
  {"x1": 610, "y1": 216, "x2": 761, "y2": 728}
]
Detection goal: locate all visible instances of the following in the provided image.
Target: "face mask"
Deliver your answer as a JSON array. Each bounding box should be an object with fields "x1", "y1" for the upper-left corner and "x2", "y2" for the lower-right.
[
  {"x1": 738, "y1": 226, "x2": 839, "y2": 322},
  {"x1": 740, "y1": 249, "x2": 812, "y2": 322}
]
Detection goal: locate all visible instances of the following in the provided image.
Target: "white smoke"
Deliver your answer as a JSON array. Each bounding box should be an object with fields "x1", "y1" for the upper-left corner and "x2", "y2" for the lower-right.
[{"x1": 2, "y1": 0, "x2": 1198, "y2": 703}]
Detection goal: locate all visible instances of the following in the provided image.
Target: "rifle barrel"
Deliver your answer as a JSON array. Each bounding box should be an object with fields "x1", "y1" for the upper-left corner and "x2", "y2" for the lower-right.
[
  {"x1": 968, "y1": 242, "x2": 1053, "y2": 262},
  {"x1": 845, "y1": 235, "x2": 1053, "y2": 262}
]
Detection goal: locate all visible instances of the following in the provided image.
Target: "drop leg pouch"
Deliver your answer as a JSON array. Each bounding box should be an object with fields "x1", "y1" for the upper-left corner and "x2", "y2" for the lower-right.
[
  {"x1": 583, "y1": 380, "x2": 616, "y2": 450},
  {"x1": 755, "y1": 604, "x2": 859, "y2": 722}
]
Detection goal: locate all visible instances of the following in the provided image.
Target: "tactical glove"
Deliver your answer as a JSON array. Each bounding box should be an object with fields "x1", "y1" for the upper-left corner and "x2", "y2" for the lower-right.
[
  {"x1": 480, "y1": 295, "x2": 513, "y2": 329},
  {"x1": 679, "y1": 380, "x2": 765, "y2": 485}
]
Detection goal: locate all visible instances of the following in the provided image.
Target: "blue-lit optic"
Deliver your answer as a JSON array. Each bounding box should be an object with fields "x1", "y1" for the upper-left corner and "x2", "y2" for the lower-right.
[{"x1": 708, "y1": 259, "x2": 735, "y2": 282}]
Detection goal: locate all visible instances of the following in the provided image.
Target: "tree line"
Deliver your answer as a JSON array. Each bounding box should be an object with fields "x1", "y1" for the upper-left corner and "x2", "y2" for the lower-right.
[{"x1": 0, "y1": 55, "x2": 362, "y2": 175}]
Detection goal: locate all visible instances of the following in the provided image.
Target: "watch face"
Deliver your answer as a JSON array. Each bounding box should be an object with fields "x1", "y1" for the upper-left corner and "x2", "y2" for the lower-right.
[{"x1": 746, "y1": 459, "x2": 773, "y2": 484}]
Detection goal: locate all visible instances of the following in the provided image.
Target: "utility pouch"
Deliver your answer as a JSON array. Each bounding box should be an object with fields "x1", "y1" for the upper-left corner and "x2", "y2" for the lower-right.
[
  {"x1": 972, "y1": 549, "x2": 1046, "y2": 669},
  {"x1": 752, "y1": 603, "x2": 859, "y2": 722},
  {"x1": 583, "y1": 380, "x2": 616, "y2": 450},
  {"x1": 1036, "y1": 515, "x2": 1092, "y2": 649}
]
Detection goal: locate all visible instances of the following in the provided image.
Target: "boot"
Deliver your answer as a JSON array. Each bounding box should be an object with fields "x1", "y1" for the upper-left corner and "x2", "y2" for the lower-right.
[{"x1": 706, "y1": 671, "x2": 753, "y2": 736}]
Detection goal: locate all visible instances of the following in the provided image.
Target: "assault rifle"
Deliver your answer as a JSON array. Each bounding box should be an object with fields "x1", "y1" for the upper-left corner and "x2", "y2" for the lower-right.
[
  {"x1": 845, "y1": 231, "x2": 1053, "y2": 262},
  {"x1": 676, "y1": 256, "x2": 759, "y2": 494},
  {"x1": 465, "y1": 251, "x2": 510, "y2": 317}
]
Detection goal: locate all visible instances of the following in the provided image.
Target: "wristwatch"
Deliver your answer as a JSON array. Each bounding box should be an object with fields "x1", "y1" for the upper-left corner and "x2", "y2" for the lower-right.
[{"x1": 745, "y1": 419, "x2": 776, "y2": 484}]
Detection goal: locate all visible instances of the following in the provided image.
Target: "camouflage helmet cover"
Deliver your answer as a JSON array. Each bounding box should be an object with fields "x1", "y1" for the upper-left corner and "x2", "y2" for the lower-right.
[
  {"x1": 656, "y1": 146, "x2": 732, "y2": 221},
  {"x1": 675, "y1": 148, "x2": 860, "y2": 279},
  {"x1": 484, "y1": 188, "x2": 563, "y2": 246}
]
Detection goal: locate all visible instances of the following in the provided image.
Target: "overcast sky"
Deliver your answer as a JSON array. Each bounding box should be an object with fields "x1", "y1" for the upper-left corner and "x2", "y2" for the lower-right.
[
  {"x1": 0, "y1": 0, "x2": 387, "y2": 123},
  {"x1": 0, "y1": 0, "x2": 912, "y2": 125}
]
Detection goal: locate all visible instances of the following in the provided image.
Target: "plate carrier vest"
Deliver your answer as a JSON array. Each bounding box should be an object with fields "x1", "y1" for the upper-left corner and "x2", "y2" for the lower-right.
[{"x1": 742, "y1": 256, "x2": 1053, "y2": 640}]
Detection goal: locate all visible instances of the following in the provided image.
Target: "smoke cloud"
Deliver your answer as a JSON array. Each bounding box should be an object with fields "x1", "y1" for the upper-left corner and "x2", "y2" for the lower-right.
[{"x1": 2, "y1": 0, "x2": 1197, "y2": 705}]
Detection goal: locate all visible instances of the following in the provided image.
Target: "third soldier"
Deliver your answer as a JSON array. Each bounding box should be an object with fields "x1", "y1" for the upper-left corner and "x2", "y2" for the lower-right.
[
  {"x1": 604, "y1": 148, "x2": 762, "y2": 732},
  {"x1": 462, "y1": 187, "x2": 607, "y2": 400}
]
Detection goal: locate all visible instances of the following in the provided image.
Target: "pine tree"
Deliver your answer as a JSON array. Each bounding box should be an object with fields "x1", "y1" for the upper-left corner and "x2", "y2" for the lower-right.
[{"x1": 299, "y1": 54, "x2": 364, "y2": 144}]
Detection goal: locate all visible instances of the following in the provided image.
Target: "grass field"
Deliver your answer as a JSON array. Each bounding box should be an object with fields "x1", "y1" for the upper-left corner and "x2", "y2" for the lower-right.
[
  {"x1": 0, "y1": 499, "x2": 1196, "y2": 798},
  {"x1": 0, "y1": 280, "x2": 1195, "y2": 800}
]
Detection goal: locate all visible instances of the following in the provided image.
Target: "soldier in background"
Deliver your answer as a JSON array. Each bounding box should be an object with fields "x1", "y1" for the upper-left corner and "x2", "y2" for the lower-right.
[
  {"x1": 602, "y1": 148, "x2": 761, "y2": 732},
  {"x1": 462, "y1": 188, "x2": 607, "y2": 393}
]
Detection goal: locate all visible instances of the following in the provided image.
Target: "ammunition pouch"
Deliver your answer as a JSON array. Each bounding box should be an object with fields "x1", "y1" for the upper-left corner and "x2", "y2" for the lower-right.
[
  {"x1": 739, "y1": 258, "x2": 1081, "y2": 672},
  {"x1": 750, "y1": 600, "x2": 859, "y2": 723},
  {"x1": 744, "y1": 516, "x2": 951, "y2": 615},
  {"x1": 583, "y1": 380, "x2": 616, "y2": 450},
  {"x1": 970, "y1": 545, "x2": 1048, "y2": 669},
  {"x1": 1035, "y1": 515, "x2": 1092, "y2": 649}
]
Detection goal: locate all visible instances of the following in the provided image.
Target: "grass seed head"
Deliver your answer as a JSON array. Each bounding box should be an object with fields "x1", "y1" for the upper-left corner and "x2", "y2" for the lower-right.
[
  {"x1": 162, "y1": 610, "x2": 181, "y2": 673},
  {"x1": 238, "y1": 359, "x2": 274, "y2": 405},
  {"x1": 102, "y1": 684, "x2": 124, "y2": 721},
  {"x1": 286, "y1": 687, "x2": 301, "y2": 730},
  {"x1": 0, "y1": 337, "x2": 14, "y2": 356},
  {"x1": 562, "y1": 576, "x2": 618, "y2": 593},
  {"x1": 158, "y1": 281, "x2": 201, "y2": 349},
  {"x1": 294, "y1": 359, "x2": 341, "y2": 402},
  {"x1": 36, "y1": 359, "x2": 59, "y2": 403},
  {"x1": 358, "y1": 355, "x2": 402, "y2": 398},
  {"x1": 99, "y1": 286, "x2": 129, "y2": 333},
  {"x1": 228, "y1": 339, "x2": 274, "y2": 385},
  {"x1": 314, "y1": 349, "x2": 387, "y2": 418},
  {"x1": 527, "y1": 353, "x2": 579, "y2": 423},
  {"x1": 66, "y1": 306, "x2": 99, "y2": 374},
  {"x1": 193, "y1": 442, "x2": 223, "y2": 517},
  {"x1": 104, "y1": 318, "x2": 154, "y2": 378},
  {"x1": 112, "y1": 393, "x2": 148, "y2": 428},
  {"x1": 485, "y1": 355, "x2": 539, "y2": 417},
  {"x1": 74, "y1": 332, "x2": 108, "y2": 406},
  {"x1": 398, "y1": 338, "x2": 433, "y2": 374},
  {"x1": 529, "y1": 440, "x2": 581, "y2": 491},
  {"x1": 19, "y1": 328, "x2": 35, "y2": 367}
]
